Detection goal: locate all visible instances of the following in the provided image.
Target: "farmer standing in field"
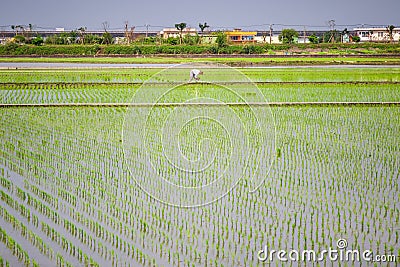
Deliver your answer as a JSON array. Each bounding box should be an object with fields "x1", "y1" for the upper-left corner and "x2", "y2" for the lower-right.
[{"x1": 188, "y1": 69, "x2": 203, "y2": 82}]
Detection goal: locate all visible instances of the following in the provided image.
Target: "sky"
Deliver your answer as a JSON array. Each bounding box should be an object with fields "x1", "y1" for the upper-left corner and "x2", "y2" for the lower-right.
[{"x1": 1, "y1": 0, "x2": 399, "y2": 31}]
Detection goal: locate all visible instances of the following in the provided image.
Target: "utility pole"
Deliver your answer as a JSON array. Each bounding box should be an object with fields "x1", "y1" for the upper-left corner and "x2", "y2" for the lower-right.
[
  {"x1": 145, "y1": 24, "x2": 149, "y2": 38},
  {"x1": 124, "y1": 21, "x2": 129, "y2": 44},
  {"x1": 303, "y1": 26, "x2": 306, "y2": 43},
  {"x1": 269, "y1": 24, "x2": 273, "y2": 44}
]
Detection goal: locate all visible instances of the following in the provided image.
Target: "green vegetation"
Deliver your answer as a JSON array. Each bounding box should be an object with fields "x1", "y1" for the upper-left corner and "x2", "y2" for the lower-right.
[
  {"x1": 1, "y1": 42, "x2": 399, "y2": 56},
  {"x1": 31, "y1": 36, "x2": 44, "y2": 46},
  {"x1": 322, "y1": 30, "x2": 341, "y2": 43},
  {"x1": 44, "y1": 31, "x2": 79, "y2": 45},
  {"x1": 279, "y1": 28, "x2": 299, "y2": 44},
  {"x1": 216, "y1": 31, "x2": 228, "y2": 48},
  {"x1": 0, "y1": 44, "x2": 101, "y2": 56},
  {"x1": 308, "y1": 34, "x2": 319, "y2": 44},
  {"x1": 0, "y1": 67, "x2": 399, "y2": 265},
  {"x1": 352, "y1": 36, "x2": 361, "y2": 42}
]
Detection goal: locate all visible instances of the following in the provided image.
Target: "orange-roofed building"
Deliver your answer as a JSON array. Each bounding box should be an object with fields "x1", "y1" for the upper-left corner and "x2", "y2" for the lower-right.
[{"x1": 225, "y1": 29, "x2": 257, "y2": 43}]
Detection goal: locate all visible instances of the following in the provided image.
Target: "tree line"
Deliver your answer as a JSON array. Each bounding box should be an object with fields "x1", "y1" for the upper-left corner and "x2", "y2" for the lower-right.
[{"x1": 5, "y1": 22, "x2": 398, "y2": 46}]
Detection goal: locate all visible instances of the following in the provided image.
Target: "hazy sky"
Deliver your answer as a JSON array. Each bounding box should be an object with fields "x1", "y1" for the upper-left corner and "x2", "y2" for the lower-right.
[{"x1": 1, "y1": 0, "x2": 399, "y2": 31}]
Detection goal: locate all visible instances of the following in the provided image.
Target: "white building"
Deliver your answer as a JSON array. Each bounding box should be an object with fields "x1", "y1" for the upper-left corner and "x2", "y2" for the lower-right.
[
  {"x1": 254, "y1": 35, "x2": 280, "y2": 44},
  {"x1": 160, "y1": 28, "x2": 197, "y2": 39},
  {"x1": 354, "y1": 27, "x2": 400, "y2": 42}
]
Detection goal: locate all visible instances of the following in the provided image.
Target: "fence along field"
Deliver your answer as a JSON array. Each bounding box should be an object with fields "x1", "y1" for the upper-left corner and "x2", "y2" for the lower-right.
[{"x1": 0, "y1": 67, "x2": 399, "y2": 266}]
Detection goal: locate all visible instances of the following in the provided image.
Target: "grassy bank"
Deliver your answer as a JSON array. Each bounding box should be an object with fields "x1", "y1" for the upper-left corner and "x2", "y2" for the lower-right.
[{"x1": 0, "y1": 42, "x2": 399, "y2": 57}]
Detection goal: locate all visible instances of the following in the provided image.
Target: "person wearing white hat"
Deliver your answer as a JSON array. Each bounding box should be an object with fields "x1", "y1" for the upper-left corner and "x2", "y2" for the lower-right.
[{"x1": 188, "y1": 69, "x2": 203, "y2": 82}]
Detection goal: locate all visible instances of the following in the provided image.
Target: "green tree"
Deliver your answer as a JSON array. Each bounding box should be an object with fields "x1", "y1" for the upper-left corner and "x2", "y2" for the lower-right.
[
  {"x1": 215, "y1": 31, "x2": 227, "y2": 48},
  {"x1": 351, "y1": 36, "x2": 360, "y2": 43},
  {"x1": 165, "y1": 37, "x2": 179, "y2": 45},
  {"x1": 278, "y1": 29, "x2": 298, "y2": 44},
  {"x1": 102, "y1": 32, "x2": 113, "y2": 44},
  {"x1": 14, "y1": 35, "x2": 25, "y2": 44},
  {"x1": 199, "y1": 22, "x2": 210, "y2": 33},
  {"x1": 44, "y1": 35, "x2": 58, "y2": 45},
  {"x1": 386, "y1": 25, "x2": 395, "y2": 43},
  {"x1": 67, "y1": 31, "x2": 78, "y2": 44},
  {"x1": 84, "y1": 34, "x2": 102, "y2": 44},
  {"x1": 11, "y1": 25, "x2": 24, "y2": 36},
  {"x1": 183, "y1": 34, "x2": 200, "y2": 45},
  {"x1": 323, "y1": 30, "x2": 340, "y2": 43},
  {"x1": 31, "y1": 36, "x2": 44, "y2": 46},
  {"x1": 308, "y1": 34, "x2": 319, "y2": 44},
  {"x1": 243, "y1": 44, "x2": 264, "y2": 54},
  {"x1": 101, "y1": 21, "x2": 113, "y2": 44},
  {"x1": 174, "y1": 22, "x2": 187, "y2": 44}
]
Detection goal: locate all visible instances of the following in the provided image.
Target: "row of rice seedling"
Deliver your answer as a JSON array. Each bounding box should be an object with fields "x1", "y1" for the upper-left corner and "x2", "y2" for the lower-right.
[
  {"x1": 0, "y1": 85, "x2": 137, "y2": 104},
  {"x1": 0, "y1": 105, "x2": 398, "y2": 266},
  {"x1": 0, "y1": 69, "x2": 156, "y2": 83},
  {"x1": 243, "y1": 67, "x2": 400, "y2": 82},
  {"x1": 1, "y1": 67, "x2": 400, "y2": 83},
  {"x1": 259, "y1": 83, "x2": 400, "y2": 102},
  {"x1": 1, "y1": 82, "x2": 399, "y2": 104},
  {"x1": 0, "y1": 225, "x2": 36, "y2": 267}
]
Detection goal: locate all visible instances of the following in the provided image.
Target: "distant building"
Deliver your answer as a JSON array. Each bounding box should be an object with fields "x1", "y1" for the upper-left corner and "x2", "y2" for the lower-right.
[
  {"x1": 254, "y1": 31, "x2": 280, "y2": 44},
  {"x1": 225, "y1": 29, "x2": 256, "y2": 43},
  {"x1": 160, "y1": 28, "x2": 197, "y2": 39},
  {"x1": 354, "y1": 27, "x2": 400, "y2": 42},
  {"x1": 254, "y1": 35, "x2": 280, "y2": 44},
  {"x1": 297, "y1": 36, "x2": 310, "y2": 43},
  {"x1": 199, "y1": 34, "x2": 217, "y2": 44}
]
